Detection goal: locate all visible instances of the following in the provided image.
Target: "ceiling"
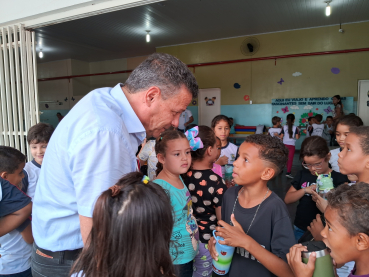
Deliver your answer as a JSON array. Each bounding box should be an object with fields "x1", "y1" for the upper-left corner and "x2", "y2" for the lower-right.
[{"x1": 35, "y1": 0, "x2": 369, "y2": 63}]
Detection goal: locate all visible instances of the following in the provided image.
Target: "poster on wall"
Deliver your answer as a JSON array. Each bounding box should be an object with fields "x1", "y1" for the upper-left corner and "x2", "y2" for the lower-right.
[{"x1": 271, "y1": 97, "x2": 354, "y2": 135}]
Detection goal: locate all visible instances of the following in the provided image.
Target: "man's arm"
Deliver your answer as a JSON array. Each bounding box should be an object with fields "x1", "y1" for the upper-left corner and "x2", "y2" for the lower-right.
[
  {"x1": 184, "y1": 116, "x2": 194, "y2": 126},
  {"x1": 0, "y1": 202, "x2": 32, "y2": 237},
  {"x1": 79, "y1": 215, "x2": 93, "y2": 245}
]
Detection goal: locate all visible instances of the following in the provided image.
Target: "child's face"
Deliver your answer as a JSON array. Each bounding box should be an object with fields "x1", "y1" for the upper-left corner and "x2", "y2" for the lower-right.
[
  {"x1": 213, "y1": 120, "x2": 230, "y2": 142},
  {"x1": 232, "y1": 142, "x2": 269, "y2": 185},
  {"x1": 332, "y1": 97, "x2": 339, "y2": 105},
  {"x1": 338, "y1": 133, "x2": 369, "y2": 176},
  {"x1": 30, "y1": 141, "x2": 48, "y2": 164},
  {"x1": 2, "y1": 161, "x2": 25, "y2": 188},
  {"x1": 302, "y1": 155, "x2": 330, "y2": 175},
  {"x1": 335, "y1": 123, "x2": 350, "y2": 148},
  {"x1": 276, "y1": 120, "x2": 281, "y2": 127},
  {"x1": 214, "y1": 139, "x2": 222, "y2": 162},
  {"x1": 159, "y1": 138, "x2": 191, "y2": 175},
  {"x1": 308, "y1": 119, "x2": 312, "y2": 125},
  {"x1": 321, "y1": 207, "x2": 357, "y2": 266},
  {"x1": 326, "y1": 118, "x2": 333, "y2": 126}
]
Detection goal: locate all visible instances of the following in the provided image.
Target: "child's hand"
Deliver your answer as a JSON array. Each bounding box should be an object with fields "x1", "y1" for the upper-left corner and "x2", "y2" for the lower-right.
[
  {"x1": 305, "y1": 184, "x2": 317, "y2": 194},
  {"x1": 217, "y1": 156, "x2": 228, "y2": 166},
  {"x1": 311, "y1": 191, "x2": 328, "y2": 212},
  {"x1": 208, "y1": 236, "x2": 219, "y2": 261},
  {"x1": 287, "y1": 244, "x2": 315, "y2": 277},
  {"x1": 215, "y1": 214, "x2": 250, "y2": 249},
  {"x1": 307, "y1": 214, "x2": 324, "y2": 241}
]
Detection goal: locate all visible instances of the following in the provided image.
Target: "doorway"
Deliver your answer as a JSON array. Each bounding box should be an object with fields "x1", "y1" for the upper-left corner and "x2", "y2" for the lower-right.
[
  {"x1": 358, "y1": 80, "x2": 369, "y2": 126},
  {"x1": 198, "y1": 88, "x2": 221, "y2": 127}
]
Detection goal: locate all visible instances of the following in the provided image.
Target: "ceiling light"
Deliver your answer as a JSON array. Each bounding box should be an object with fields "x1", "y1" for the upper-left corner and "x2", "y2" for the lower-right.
[
  {"x1": 325, "y1": 1, "x2": 332, "y2": 16},
  {"x1": 39, "y1": 50, "x2": 43, "y2": 58},
  {"x1": 146, "y1": 31, "x2": 150, "y2": 43}
]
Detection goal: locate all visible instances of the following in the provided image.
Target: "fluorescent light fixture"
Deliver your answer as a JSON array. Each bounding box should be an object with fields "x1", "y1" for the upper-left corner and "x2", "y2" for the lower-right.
[
  {"x1": 146, "y1": 31, "x2": 150, "y2": 42},
  {"x1": 39, "y1": 50, "x2": 43, "y2": 58},
  {"x1": 325, "y1": 1, "x2": 332, "y2": 16}
]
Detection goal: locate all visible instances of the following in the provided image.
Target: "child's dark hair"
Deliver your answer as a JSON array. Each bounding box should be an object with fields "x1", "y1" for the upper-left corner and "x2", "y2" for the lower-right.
[
  {"x1": 185, "y1": 123, "x2": 197, "y2": 132},
  {"x1": 332, "y1": 95, "x2": 342, "y2": 106},
  {"x1": 308, "y1": 117, "x2": 313, "y2": 122},
  {"x1": 349, "y1": 126, "x2": 369, "y2": 155},
  {"x1": 327, "y1": 182, "x2": 369, "y2": 237},
  {"x1": 314, "y1": 114, "x2": 323, "y2": 123},
  {"x1": 272, "y1": 116, "x2": 281, "y2": 126},
  {"x1": 0, "y1": 146, "x2": 26, "y2": 174},
  {"x1": 70, "y1": 172, "x2": 175, "y2": 277},
  {"x1": 211, "y1": 115, "x2": 233, "y2": 129},
  {"x1": 155, "y1": 130, "x2": 187, "y2": 175},
  {"x1": 286, "y1": 113, "x2": 295, "y2": 139},
  {"x1": 335, "y1": 114, "x2": 363, "y2": 131},
  {"x1": 190, "y1": 126, "x2": 216, "y2": 162},
  {"x1": 27, "y1": 123, "x2": 55, "y2": 144},
  {"x1": 326, "y1": 116, "x2": 333, "y2": 120},
  {"x1": 300, "y1": 136, "x2": 330, "y2": 160},
  {"x1": 243, "y1": 134, "x2": 288, "y2": 177}
]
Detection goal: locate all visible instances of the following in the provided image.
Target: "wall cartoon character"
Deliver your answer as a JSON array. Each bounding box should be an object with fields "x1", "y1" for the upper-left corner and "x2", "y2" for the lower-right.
[{"x1": 205, "y1": 97, "x2": 216, "y2": 106}]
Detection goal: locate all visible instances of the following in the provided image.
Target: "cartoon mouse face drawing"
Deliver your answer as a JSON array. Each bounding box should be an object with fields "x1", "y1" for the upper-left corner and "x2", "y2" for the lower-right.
[{"x1": 205, "y1": 97, "x2": 216, "y2": 106}]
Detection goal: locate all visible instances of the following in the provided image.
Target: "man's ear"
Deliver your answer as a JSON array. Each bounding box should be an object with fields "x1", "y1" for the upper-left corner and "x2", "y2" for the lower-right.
[
  {"x1": 0, "y1": 171, "x2": 8, "y2": 180},
  {"x1": 157, "y1": 153, "x2": 165, "y2": 165},
  {"x1": 144, "y1": 86, "x2": 161, "y2": 107},
  {"x1": 260, "y1": 167, "x2": 275, "y2": 181},
  {"x1": 355, "y1": 233, "x2": 369, "y2": 251}
]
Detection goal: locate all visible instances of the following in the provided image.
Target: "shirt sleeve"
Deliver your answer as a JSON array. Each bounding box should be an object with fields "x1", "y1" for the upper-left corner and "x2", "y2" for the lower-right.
[
  {"x1": 291, "y1": 170, "x2": 303, "y2": 191},
  {"x1": 271, "y1": 216, "x2": 296, "y2": 262},
  {"x1": 186, "y1": 109, "x2": 193, "y2": 118},
  {"x1": 281, "y1": 128, "x2": 285, "y2": 134},
  {"x1": 138, "y1": 142, "x2": 151, "y2": 162},
  {"x1": 0, "y1": 178, "x2": 31, "y2": 217},
  {"x1": 70, "y1": 130, "x2": 135, "y2": 218}
]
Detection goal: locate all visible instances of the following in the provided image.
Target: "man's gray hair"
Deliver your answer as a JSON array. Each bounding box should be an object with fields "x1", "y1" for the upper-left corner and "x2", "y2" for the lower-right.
[{"x1": 125, "y1": 53, "x2": 198, "y2": 99}]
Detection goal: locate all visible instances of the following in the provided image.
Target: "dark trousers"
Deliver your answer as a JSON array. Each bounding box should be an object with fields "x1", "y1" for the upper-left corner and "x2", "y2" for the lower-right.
[
  {"x1": 2, "y1": 268, "x2": 32, "y2": 277},
  {"x1": 31, "y1": 243, "x2": 79, "y2": 277},
  {"x1": 174, "y1": 260, "x2": 193, "y2": 277}
]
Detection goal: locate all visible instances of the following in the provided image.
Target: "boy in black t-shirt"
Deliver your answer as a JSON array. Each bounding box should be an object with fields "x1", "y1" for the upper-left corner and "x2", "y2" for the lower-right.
[{"x1": 209, "y1": 135, "x2": 295, "y2": 277}]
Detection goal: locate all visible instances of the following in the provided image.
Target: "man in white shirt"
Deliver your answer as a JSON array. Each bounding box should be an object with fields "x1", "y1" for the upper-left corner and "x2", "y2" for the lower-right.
[
  {"x1": 178, "y1": 109, "x2": 194, "y2": 132},
  {"x1": 31, "y1": 53, "x2": 199, "y2": 277}
]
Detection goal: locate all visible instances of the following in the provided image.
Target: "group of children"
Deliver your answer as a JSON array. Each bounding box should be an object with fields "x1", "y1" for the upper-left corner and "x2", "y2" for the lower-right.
[{"x1": 2, "y1": 111, "x2": 369, "y2": 277}]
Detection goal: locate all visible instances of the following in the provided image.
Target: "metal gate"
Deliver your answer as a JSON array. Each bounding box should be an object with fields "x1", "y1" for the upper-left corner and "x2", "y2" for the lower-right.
[{"x1": 0, "y1": 24, "x2": 39, "y2": 160}]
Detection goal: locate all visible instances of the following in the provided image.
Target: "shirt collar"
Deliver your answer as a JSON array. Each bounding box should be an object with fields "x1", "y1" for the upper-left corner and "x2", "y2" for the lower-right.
[
  {"x1": 32, "y1": 159, "x2": 41, "y2": 168},
  {"x1": 111, "y1": 83, "x2": 146, "y2": 135}
]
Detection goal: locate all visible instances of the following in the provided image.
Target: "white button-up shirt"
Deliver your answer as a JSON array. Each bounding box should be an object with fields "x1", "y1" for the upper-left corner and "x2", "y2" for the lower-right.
[{"x1": 32, "y1": 84, "x2": 145, "y2": 251}]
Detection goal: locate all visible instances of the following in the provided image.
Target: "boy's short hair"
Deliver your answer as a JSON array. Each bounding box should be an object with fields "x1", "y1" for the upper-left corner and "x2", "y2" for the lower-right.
[
  {"x1": 314, "y1": 114, "x2": 323, "y2": 123},
  {"x1": 349, "y1": 126, "x2": 369, "y2": 155},
  {"x1": 0, "y1": 146, "x2": 26, "y2": 174},
  {"x1": 328, "y1": 182, "x2": 369, "y2": 237},
  {"x1": 27, "y1": 123, "x2": 54, "y2": 144},
  {"x1": 272, "y1": 116, "x2": 281, "y2": 126},
  {"x1": 326, "y1": 116, "x2": 333, "y2": 120},
  {"x1": 243, "y1": 134, "x2": 288, "y2": 177}
]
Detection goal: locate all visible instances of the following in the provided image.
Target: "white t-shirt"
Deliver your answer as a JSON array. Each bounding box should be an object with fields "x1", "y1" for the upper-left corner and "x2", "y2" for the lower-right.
[
  {"x1": 178, "y1": 109, "x2": 192, "y2": 130},
  {"x1": 138, "y1": 140, "x2": 158, "y2": 180},
  {"x1": 281, "y1": 125, "x2": 299, "y2": 146},
  {"x1": 24, "y1": 160, "x2": 41, "y2": 201},
  {"x1": 310, "y1": 123, "x2": 325, "y2": 137},
  {"x1": 329, "y1": 148, "x2": 340, "y2": 172},
  {"x1": 268, "y1": 128, "x2": 282, "y2": 139},
  {"x1": 220, "y1": 142, "x2": 238, "y2": 175}
]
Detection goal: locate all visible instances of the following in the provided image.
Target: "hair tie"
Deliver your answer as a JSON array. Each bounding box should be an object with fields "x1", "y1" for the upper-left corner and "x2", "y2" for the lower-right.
[
  {"x1": 109, "y1": 185, "x2": 121, "y2": 197},
  {"x1": 185, "y1": 126, "x2": 204, "y2": 151},
  {"x1": 142, "y1": 175, "x2": 150, "y2": 184}
]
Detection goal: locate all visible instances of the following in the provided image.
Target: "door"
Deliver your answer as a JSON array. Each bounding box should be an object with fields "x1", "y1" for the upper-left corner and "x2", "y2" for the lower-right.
[
  {"x1": 358, "y1": 80, "x2": 369, "y2": 126},
  {"x1": 198, "y1": 88, "x2": 221, "y2": 127},
  {"x1": 0, "y1": 25, "x2": 39, "y2": 160}
]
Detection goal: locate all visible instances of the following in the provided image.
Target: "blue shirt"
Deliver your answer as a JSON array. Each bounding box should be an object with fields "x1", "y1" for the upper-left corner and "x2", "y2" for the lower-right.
[
  {"x1": 0, "y1": 177, "x2": 32, "y2": 274},
  {"x1": 32, "y1": 84, "x2": 146, "y2": 251},
  {"x1": 154, "y1": 178, "x2": 199, "y2": 264}
]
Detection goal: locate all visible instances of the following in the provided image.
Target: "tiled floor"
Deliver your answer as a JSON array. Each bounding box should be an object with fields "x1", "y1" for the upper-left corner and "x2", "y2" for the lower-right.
[{"x1": 267, "y1": 151, "x2": 301, "y2": 223}]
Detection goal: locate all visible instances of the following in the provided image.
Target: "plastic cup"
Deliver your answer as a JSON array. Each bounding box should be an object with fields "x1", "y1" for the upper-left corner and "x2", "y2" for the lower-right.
[{"x1": 212, "y1": 230, "x2": 235, "y2": 275}]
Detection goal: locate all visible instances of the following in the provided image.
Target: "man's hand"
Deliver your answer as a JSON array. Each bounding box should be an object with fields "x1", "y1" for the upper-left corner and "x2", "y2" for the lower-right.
[
  {"x1": 215, "y1": 214, "x2": 250, "y2": 249},
  {"x1": 216, "y1": 156, "x2": 228, "y2": 166},
  {"x1": 287, "y1": 244, "x2": 315, "y2": 277},
  {"x1": 311, "y1": 191, "x2": 328, "y2": 212},
  {"x1": 307, "y1": 214, "x2": 324, "y2": 241}
]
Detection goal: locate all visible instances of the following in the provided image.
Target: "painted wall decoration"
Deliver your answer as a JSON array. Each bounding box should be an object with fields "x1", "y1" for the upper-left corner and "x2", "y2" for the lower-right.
[
  {"x1": 192, "y1": 100, "x2": 197, "y2": 105},
  {"x1": 277, "y1": 78, "x2": 284, "y2": 85},
  {"x1": 234, "y1": 83, "x2": 241, "y2": 89},
  {"x1": 292, "y1": 72, "x2": 302, "y2": 77},
  {"x1": 205, "y1": 97, "x2": 216, "y2": 106},
  {"x1": 331, "y1": 67, "x2": 340, "y2": 74},
  {"x1": 272, "y1": 97, "x2": 354, "y2": 136},
  {"x1": 243, "y1": 95, "x2": 250, "y2": 101}
]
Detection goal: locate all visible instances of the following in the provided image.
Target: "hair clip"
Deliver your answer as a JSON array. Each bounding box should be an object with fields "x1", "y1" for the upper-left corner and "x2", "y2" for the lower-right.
[
  {"x1": 109, "y1": 185, "x2": 121, "y2": 197},
  {"x1": 142, "y1": 175, "x2": 150, "y2": 184}
]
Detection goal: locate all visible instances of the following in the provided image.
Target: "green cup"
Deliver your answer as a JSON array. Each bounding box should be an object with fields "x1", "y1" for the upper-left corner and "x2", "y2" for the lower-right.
[{"x1": 301, "y1": 241, "x2": 335, "y2": 277}]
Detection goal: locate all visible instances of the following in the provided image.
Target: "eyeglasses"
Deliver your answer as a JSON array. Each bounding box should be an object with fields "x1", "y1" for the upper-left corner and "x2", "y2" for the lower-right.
[{"x1": 302, "y1": 161, "x2": 323, "y2": 170}]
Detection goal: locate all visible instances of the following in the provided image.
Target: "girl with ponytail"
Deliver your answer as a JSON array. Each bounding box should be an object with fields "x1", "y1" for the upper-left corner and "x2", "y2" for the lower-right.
[
  {"x1": 280, "y1": 114, "x2": 300, "y2": 179},
  {"x1": 69, "y1": 172, "x2": 175, "y2": 277},
  {"x1": 154, "y1": 130, "x2": 199, "y2": 277}
]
